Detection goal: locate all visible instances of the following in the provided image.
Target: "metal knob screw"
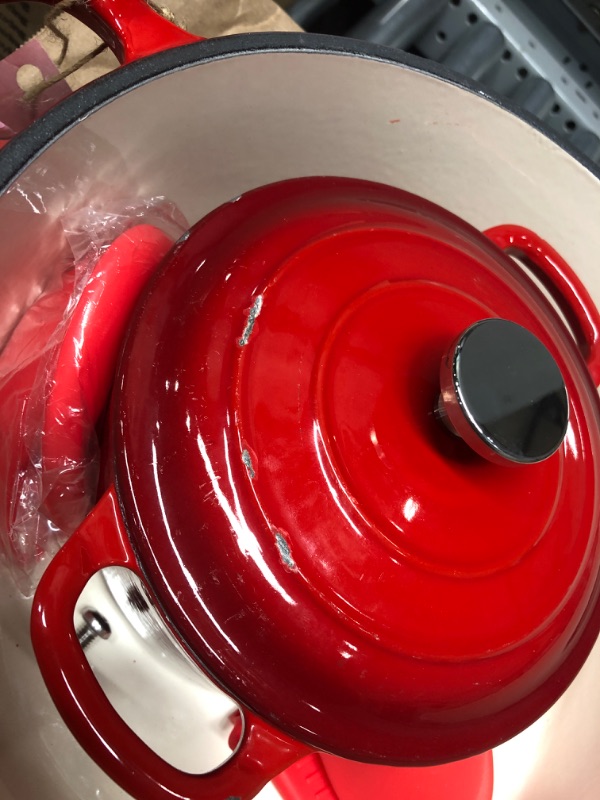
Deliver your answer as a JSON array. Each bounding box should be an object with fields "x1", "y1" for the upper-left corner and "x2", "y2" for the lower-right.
[
  {"x1": 76, "y1": 608, "x2": 112, "y2": 651},
  {"x1": 437, "y1": 318, "x2": 569, "y2": 465}
]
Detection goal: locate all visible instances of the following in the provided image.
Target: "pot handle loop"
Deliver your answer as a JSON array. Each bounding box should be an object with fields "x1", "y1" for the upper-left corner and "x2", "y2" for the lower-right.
[
  {"x1": 31, "y1": 486, "x2": 310, "y2": 800},
  {"x1": 0, "y1": 0, "x2": 202, "y2": 64},
  {"x1": 484, "y1": 224, "x2": 600, "y2": 386}
]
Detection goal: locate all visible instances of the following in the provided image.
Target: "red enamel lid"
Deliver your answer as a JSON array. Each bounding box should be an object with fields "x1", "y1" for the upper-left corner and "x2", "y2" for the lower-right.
[{"x1": 114, "y1": 177, "x2": 600, "y2": 764}]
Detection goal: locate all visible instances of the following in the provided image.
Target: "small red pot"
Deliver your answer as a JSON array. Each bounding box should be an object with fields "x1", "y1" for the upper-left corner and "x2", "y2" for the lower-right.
[{"x1": 30, "y1": 175, "x2": 600, "y2": 800}]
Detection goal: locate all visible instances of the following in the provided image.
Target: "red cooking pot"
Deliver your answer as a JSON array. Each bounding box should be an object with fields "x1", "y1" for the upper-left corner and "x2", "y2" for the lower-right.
[{"x1": 29, "y1": 172, "x2": 600, "y2": 800}]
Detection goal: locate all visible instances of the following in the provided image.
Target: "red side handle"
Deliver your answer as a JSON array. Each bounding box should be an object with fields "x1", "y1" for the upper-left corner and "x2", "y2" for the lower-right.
[
  {"x1": 31, "y1": 486, "x2": 311, "y2": 800},
  {"x1": 0, "y1": 0, "x2": 202, "y2": 64},
  {"x1": 40, "y1": 224, "x2": 174, "y2": 531},
  {"x1": 485, "y1": 224, "x2": 600, "y2": 386},
  {"x1": 274, "y1": 754, "x2": 339, "y2": 800}
]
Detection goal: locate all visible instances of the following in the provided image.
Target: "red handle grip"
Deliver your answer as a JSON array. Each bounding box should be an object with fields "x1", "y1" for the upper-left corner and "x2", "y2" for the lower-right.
[
  {"x1": 40, "y1": 224, "x2": 174, "y2": 531},
  {"x1": 485, "y1": 224, "x2": 600, "y2": 386},
  {"x1": 31, "y1": 486, "x2": 310, "y2": 800},
  {"x1": 0, "y1": 0, "x2": 201, "y2": 64}
]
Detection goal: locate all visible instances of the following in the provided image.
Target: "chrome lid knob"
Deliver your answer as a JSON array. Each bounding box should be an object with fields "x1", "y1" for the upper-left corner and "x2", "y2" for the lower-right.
[{"x1": 438, "y1": 319, "x2": 569, "y2": 464}]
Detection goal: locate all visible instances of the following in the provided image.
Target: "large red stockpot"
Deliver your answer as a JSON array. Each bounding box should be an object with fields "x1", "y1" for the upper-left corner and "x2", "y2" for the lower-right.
[{"x1": 2, "y1": 2, "x2": 600, "y2": 800}]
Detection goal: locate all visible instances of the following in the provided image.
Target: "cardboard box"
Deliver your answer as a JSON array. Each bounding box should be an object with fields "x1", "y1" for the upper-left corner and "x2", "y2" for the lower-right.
[{"x1": 1, "y1": 0, "x2": 300, "y2": 95}]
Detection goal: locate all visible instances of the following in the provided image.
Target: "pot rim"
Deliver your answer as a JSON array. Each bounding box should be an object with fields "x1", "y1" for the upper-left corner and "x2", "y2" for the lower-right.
[{"x1": 1, "y1": 31, "x2": 599, "y2": 196}]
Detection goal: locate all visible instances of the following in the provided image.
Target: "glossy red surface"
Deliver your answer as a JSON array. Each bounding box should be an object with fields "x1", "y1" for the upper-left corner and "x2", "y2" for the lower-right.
[
  {"x1": 485, "y1": 224, "x2": 600, "y2": 385},
  {"x1": 42, "y1": 225, "x2": 173, "y2": 529},
  {"x1": 81, "y1": 0, "x2": 201, "y2": 63},
  {"x1": 113, "y1": 177, "x2": 600, "y2": 763},
  {"x1": 0, "y1": 224, "x2": 172, "y2": 559},
  {"x1": 274, "y1": 750, "x2": 493, "y2": 800},
  {"x1": 0, "y1": 0, "x2": 201, "y2": 64},
  {"x1": 31, "y1": 487, "x2": 310, "y2": 800}
]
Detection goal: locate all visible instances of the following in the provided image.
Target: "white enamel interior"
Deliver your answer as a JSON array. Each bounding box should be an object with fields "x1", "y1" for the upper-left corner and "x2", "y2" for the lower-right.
[{"x1": 1, "y1": 46, "x2": 600, "y2": 800}]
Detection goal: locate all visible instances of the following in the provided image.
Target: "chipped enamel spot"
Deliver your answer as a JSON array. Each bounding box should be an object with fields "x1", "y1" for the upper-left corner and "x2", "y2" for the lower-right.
[
  {"x1": 275, "y1": 532, "x2": 296, "y2": 570},
  {"x1": 238, "y1": 294, "x2": 263, "y2": 346},
  {"x1": 175, "y1": 230, "x2": 190, "y2": 245},
  {"x1": 242, "y1": 449, "x2": 256, "y2": 479}
]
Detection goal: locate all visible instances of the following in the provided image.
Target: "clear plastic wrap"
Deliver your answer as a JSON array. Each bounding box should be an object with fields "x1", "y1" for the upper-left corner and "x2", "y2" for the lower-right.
[{"x1": 0, "y1": 155, "x2": 188, "y2": 594}]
